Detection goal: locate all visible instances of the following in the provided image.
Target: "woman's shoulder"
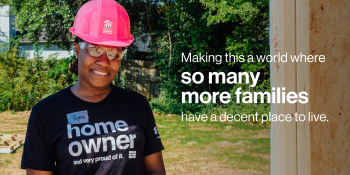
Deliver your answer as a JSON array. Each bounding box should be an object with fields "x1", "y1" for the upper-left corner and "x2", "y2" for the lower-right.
[
  {"x1": 112, "y1": 85, "x2": 148, "y2": 106},
  {"x1": 113, "y1": 85, "x2": 146, "y2": 100},
  {"x1": 112, "y1": 86, "x2": 151, "y2": 117}
]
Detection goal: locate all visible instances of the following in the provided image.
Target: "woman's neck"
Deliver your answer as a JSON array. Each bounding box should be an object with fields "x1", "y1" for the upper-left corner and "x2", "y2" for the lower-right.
[{"x1": 70, "y1": 81, "x2": 112, "y2": 103}]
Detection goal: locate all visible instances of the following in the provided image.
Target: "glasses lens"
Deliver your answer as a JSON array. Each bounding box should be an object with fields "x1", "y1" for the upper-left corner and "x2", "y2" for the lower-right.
[
  {"x1": 85, "y1": 42, "x2": 124, "y2": 60},
  {"x1": 87, "y1": 44, "x2": 103, "y2": 57},
  {"x1": 105, "y1": 48, "x2": 117, "y2": 59},
  {"x1": 106, "y1": 49, "x2": 124, "y2": 60}
]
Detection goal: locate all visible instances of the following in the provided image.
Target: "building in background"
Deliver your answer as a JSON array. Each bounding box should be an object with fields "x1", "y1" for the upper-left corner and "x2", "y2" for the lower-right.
[
  {"x1": 0, "y1": 5, "x2": 74, "y2": 59},
  {"x1": 0, "y1": 5, "x2": 15, "y2": 48},
  {"x1": 1, "y1": 5, "x2": 152, "y2": 60}
]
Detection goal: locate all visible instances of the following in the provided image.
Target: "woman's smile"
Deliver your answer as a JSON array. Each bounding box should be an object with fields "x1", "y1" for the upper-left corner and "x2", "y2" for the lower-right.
[
  {"x1": 76, "y1": 46, "x2": 121, "y2": 88},
  {"x1": 91, "y1": 69, "x2": 110, "y2": 78}
]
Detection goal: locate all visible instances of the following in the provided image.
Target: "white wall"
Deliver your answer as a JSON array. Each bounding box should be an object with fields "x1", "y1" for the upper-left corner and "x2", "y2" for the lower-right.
[
  {"x1": 19, "y1": 44, "x2": 74, "y2": 59},
  {"x1": 41, "y1": 45, "x2": 74, "y2": 59},
  {"x1": 0, "y1": 5, "x2": 14, "y2": 43}
]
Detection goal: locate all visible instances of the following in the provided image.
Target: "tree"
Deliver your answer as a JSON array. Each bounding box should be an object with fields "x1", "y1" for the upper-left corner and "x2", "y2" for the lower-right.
[
  {"x1": 4, "y1": 0, "x2": 164, "y2": 51},
  {"x1": 5, "y1": 0, "x2": 80, "y2": 50},
  {"x1": 152, "y1": 0, "x2": 270, "y2": 103},
  {"x1": 4, "y1": 0, "x2": 270, "y2": 113}
]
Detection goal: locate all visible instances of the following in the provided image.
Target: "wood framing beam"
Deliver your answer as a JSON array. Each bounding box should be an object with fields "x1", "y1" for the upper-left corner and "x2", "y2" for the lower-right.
[
  {"x1": 296, "y1": 0, "x2": 311, "y2": 174},
  {"x1": 270, "y1": 0, "x2": 297, "y2": 174}
]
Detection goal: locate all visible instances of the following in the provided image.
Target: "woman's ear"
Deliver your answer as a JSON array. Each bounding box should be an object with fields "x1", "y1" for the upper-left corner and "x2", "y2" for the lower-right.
[{"x1": 73, "y1": 42, "x2": 80, "y2": 57}]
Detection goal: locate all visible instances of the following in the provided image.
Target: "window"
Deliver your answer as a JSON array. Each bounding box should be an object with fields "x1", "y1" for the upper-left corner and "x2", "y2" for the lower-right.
[
  {"x1": 33, "y1": 45, "x2": 44, "y2": 58},
  {"x1": 18, "y1": 45, "x2": 27, "y2": 57}
]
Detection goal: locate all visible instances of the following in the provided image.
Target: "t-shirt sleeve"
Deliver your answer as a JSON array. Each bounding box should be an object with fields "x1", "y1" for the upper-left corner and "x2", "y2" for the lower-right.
[
  {"x1": 21, "y1": 106, "x2": 56, "y2": 171},
  {"x1": 143, "y1": 99, "x2": 164, "y2": 157}
]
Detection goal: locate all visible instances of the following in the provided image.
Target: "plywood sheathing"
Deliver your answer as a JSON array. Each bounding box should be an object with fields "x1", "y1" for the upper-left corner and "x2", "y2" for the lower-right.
[{"x1": 310, "y1": 0, "x2": 350, "y2": 174}]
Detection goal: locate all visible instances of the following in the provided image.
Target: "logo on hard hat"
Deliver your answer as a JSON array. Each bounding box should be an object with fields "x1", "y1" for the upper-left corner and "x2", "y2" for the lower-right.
[
  {"x1": 103, "y1": 20, "x2": 113, "y2": 34},
  {"x1": 104, "y1": 20, "x2": 113, "y2": 28}
]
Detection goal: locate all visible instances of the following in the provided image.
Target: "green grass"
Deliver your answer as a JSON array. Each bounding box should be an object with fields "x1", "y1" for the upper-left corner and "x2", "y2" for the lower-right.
[
  {"x1": 0, "y1": 130, "x2": 26, "y2": 134},
  {"x1": 0, "y1": 160, "x2": 10, "y2": 167},
  {"x1": 0, "y1": 122, "x2": 28, "y2": 126},
  {"x1": 155, "y1": 114, "x2": 270, "y2": 173},
  {"x1": 0, "y1": 113, "x2": 270, "y2": 174},
  {"x1": 14, "y1": 123, "x2": 28, "y2": 125},
  {"x1": 0, "y1": 145, "x2": 23, "y2": 175},
  {"x1": 0, "y1": 122, "x2": 28, "y2": 125}
]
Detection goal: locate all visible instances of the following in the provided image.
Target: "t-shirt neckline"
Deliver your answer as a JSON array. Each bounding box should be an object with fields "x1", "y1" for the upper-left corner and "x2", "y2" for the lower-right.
[{"x1": 66, "y1": 84, "x2": 116, "y2": 106}]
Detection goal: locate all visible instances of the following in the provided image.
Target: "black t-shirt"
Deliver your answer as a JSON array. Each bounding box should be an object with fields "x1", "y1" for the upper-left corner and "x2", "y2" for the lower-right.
[{"x1": 21, "y1": 85, "x2": 164, "y2": 175}]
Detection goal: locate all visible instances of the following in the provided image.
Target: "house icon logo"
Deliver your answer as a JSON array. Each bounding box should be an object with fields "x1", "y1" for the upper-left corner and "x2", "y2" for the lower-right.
[
  {"x1": 104, "y1": 20, "x2": 113, "y2": 28},
  {"x1": 103, "y1": 20, "x2": 113, "y2": 34}
]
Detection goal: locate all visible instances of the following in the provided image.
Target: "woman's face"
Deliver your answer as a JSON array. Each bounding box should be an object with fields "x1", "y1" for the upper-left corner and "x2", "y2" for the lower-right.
[{"x1": 74, "y1": 42, "x2": 121, "y2": 88}]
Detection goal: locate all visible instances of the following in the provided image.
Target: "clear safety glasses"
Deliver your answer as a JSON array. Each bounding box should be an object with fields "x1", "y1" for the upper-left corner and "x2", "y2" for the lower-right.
[{"x1": 78, "y1": 42, "x2": 125, "y2": 61}]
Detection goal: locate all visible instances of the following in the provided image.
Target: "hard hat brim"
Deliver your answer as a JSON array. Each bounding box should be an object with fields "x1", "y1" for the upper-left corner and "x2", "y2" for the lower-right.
[{"x1": 70, "y1": 28, "x2": 134, "y2": 48}]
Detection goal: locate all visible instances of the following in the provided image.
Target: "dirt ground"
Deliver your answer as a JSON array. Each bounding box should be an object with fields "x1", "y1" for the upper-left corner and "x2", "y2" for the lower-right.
[
  {"x1": 0, "y1": 111, "x2": 30, "y2": 175},
  {"x1": 0, "y1": 111, "x2": 270, "y2": 175}
]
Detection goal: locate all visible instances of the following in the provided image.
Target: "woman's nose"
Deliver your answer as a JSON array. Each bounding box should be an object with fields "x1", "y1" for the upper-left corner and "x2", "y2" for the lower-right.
[{"x1": 95, "y1": 51, "x2": 110, "y2": 67}]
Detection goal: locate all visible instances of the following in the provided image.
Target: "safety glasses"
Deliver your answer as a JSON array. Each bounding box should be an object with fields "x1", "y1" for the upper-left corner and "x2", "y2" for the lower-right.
[{"x1": 78, "y1": 42, "x2": 125, "y2": 60}]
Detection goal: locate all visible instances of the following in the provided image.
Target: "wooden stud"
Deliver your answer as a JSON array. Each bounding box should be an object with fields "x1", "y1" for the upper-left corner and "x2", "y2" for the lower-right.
[
  {"x1": 296, "y1": 0, "x2": 311, "y2": 174},
  {"x1": 270, "y1": 0, "x2": 297, "y2": 174}
]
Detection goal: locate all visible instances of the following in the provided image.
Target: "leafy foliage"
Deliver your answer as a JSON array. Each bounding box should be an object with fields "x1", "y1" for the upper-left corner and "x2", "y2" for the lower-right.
[
  {"x1": 114, "y1": 65, "x2": 127, "y2": 89},
  {"x1": 4, "y1": 0, "x2": 82, "y2": 50},
  {"x1": 150, "y1": 0, "x2": 270, "y2": 114},
  {"x1": 0, "y1": 39, "x2": 77, "y2": 111},
  {"x1": 4, "y1": 0, "x2": 164, "y2": 51},
  {"x1": 2, "y1": 0, "x2": 270, "y2": 115}
]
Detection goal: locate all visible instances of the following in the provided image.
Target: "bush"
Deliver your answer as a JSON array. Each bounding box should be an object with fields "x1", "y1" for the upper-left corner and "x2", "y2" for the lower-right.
[
  {"x1": 150, "y1": 82, "x2": 271, "y2": 125},
  {"x1": 150, "y1": 91, "x2": 206, "y2": 114},
  {"x1": 0, "y1": 40, "x2": 77, "y2": 111},
  {"x1": 0, "y1": 40, "x2": 133, "y2": 112},
  {"x1": 114, "y1": 65, "x2": 127, "y2": 89}
]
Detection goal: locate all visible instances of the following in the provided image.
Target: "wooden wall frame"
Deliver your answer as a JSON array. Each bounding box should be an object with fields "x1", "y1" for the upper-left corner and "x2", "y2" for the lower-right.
[{"x1": 271, "y1": 0, "x2": 350, "y2": 174}]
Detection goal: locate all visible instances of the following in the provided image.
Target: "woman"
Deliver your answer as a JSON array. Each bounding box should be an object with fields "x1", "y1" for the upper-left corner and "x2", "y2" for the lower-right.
[{"x1": 21, "y1": 0, "x2": 166, "y2": 174}]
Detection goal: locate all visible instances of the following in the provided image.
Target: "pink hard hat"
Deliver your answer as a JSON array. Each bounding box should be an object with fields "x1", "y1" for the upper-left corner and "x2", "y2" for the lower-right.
[{"x1": 69, "y1": 0, "x2": 134, "y2": 47}]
